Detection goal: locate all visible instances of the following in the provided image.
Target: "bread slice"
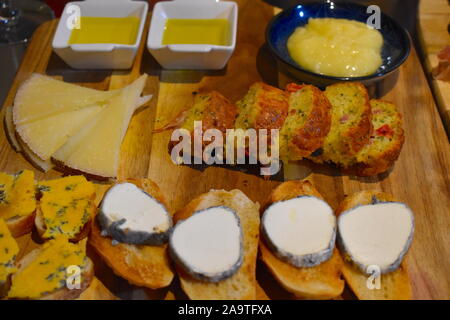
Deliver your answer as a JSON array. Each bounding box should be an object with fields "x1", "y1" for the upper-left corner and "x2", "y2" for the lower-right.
[
  {"x1": 309, "y1": 82, "x2": 372, "y2": 166},
  {"x1": 35, "y1": 202, "x2": 93, "y2": 243},
  {"x1": 280, "y1": 84, "x2": 331, "y2": 160},
  {"x1": 173, "y1": 189, "x2": 260, "y2": 300},
  {"x1": 0, "y1": 170, "x2": 37, "y2": 237},
  {"x1": 34, "y1": 176, "x2": 96, "y2": 241},
  {"x1": 235, "y1": 82, "x2": 289, "y2": 131},
  {"x1": 344, "y1": 99, "x2": 405, "y2": 176},
  {"x1": 8, "y1": 240, "x2": 94, "y2": 300},
  {"x1": 76, "y1": 277, "x2": 118, "y2": 300},
  {"x1": 89, "y1": 178, "x2": 174, "y2": 289},
  {"x1": 259, "y1": 180, "x2": 344, "y2": 299},
  {"x1": 336, "y1": 190, "x2": 413, "y2": 300},
  {"x1": 156, "y1": 91, "x2": 236, "y2": 135}
]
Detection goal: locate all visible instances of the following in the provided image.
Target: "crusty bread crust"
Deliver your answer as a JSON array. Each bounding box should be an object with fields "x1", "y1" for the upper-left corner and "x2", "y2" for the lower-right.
[
  {"x1": 5, "y1": 212, "x2": 36, "y2": 238},
  {"x1": 337, "y1": 83, "x2": 372, "y2": 157},
  {"x1": 345, "y1": 99, "x2": 405, "y2": 176},
  {"x1": 285, "y1": 84, "x2": 332, "y2": 159},
  {"x1": 76, "y1": 277, "x2": 118, "y2": 300},
  {"x1": 336, "y1": 190, "x2": 413, "y2": 300},
  {"x1": 173, "y1": 189, "x2": 260, "y2": 300},
  {"x1": 259, "y1": 180, "x2": 344, "y2": 299},
  {"x1": 89, "y1": 178, "x2": 174, "y2": 289},
  {"x1": 9, "y1": 246, "x2": 94, "y2": 300}
]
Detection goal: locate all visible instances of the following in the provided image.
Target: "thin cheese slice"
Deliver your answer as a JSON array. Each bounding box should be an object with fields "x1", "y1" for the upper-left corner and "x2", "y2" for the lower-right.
[
  {"x1": 13, "y1": 73, "x2": 117, "y2": 124},
  {"x1": 15, "y1": 105, "x2": 103, "y2": 160},
  {"x1": 52, "y1": 75, "x2": 147, "y2": 178}
]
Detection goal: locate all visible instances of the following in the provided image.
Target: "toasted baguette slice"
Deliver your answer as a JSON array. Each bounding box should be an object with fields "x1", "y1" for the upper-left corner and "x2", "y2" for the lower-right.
[
  {"x1": 259, "y1": 180, "x2": 344, "y2": 299},
  {"x1": 89, "y1": 178, "x2": 174, "y2": 289},
  {"x1": 35, "y1": 204, "x2": 93, "y2": 243},
  {"x1": 76, "y1": 277, "x2": 118, "y2": 300},
  {"x1": 280, "y1": 84, "x2": 331, "y2": 160},
  {"x1": 0, "y1": 170, "x2": 37, "y2": 237},
  {"x1": 173, "y1": 189, "x2": 260, "y2": 300},
  {"x1": 309, "y1": 82, "x2": 372, "y2": 166},
  {"x1": 235, "y1": 82, "x2": 289, "y2": 131},
  {"x1": 4, "y1": 213, "x2": 36, "y2": 238},
  {"x1": 336, "y1": 190, "x2": 413, "y2": 300},
  {"x1": 9, "y1": 244, "x2": 94, "y2": 300},
  {"x1": 344, "y1": 99, "x2": 405, "y2": 176}
]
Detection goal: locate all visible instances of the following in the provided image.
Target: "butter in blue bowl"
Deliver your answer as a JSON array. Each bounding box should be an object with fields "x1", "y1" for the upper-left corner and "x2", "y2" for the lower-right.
[{"x1": 266, "y1": 2, "x2": 411, "y2": 87}]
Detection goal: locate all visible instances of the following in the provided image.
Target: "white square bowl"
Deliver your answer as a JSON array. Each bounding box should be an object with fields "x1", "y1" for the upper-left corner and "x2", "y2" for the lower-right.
[
  {"x1": 147, "y1": 0, "x2": 238, "y2": 70},
  {"x1": 52, "y1": 0, "x2": 148, "y2": 70}
]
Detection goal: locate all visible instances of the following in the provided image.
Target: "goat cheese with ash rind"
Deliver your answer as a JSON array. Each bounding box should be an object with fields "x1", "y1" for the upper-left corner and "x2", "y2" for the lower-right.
[
  {"x1": 98, "y1": 182, "x2": 172, "y2": 245},
  {"x1": 337, "y1": 202, "x2": 414, "y2": 274},
  {"x1": 169, "y1": 206, "x2": 243, "y2": 282},
  {"x1": 262, "y1": 196, "x2": 336, "y2": 267}
]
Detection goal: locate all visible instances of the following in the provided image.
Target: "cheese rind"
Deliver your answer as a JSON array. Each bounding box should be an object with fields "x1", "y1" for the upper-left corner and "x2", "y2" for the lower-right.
[
  {"x1": 169, "y1": 206, "x2": 243, "y2": 282},
  {"x1": 98, "y1": 182, "x2": 172, "y2": 245},
  {"x1": 52, "y1": 75, "x2": 147, "y2": 178},
  {"x1": 261, "y1": 196, "x2": 336, "y2": 267},
  {"x1": 0, "y1": 219, "x2": 19, "y2": 283},
  {"x1": 337, "y1": 202, "x2": 414, "y2": 274}
]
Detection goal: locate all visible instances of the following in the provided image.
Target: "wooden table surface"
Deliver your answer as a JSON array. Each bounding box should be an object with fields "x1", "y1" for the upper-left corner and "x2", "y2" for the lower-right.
[
  {"x1": 418, "y1": 0, "x2": 450, "y2": 134},
  {"x1": 1, "y1": 0, "x2": 449, "y2": 299}
]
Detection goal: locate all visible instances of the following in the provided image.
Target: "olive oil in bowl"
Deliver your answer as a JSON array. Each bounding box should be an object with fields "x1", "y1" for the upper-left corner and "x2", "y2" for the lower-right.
[
  {"x1": 162, "y1": 19, "x2": 230, "y2": 46},
  {"x1": 68, "y1": 17, "x2": 140, "y2": 45}
]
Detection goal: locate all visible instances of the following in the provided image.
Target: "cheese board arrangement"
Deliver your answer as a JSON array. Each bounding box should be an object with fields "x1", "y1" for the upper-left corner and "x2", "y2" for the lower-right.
[{"x1": 0, "y1": 0, "x2": 449, "y2": 300}]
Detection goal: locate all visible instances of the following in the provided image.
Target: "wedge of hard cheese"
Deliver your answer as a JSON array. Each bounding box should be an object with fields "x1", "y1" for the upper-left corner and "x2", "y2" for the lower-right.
[
  {"x1": 52, "y1": 75, "x2": 147, "y2": 178},
  {"x1": 13, "y1": 73, "x2": 117, "y2": 124}
]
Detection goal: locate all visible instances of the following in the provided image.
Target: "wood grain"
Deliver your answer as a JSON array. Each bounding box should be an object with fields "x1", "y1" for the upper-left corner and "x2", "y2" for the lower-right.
[
  {"x1": 0, "y1": 1, "x2": 449, "y2": 299},
  {"x1": 417, "y1": 0, "x2": 450, "y2": 133}
]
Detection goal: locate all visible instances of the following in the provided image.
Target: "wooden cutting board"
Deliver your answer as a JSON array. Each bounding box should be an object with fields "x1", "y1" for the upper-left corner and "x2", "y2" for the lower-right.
[
  {"x1": 1, "y1": 0, "x2": 449, "y2": 299},
  {"x1": 417, "y1": 0, "x2": 450, "y2": 134}
]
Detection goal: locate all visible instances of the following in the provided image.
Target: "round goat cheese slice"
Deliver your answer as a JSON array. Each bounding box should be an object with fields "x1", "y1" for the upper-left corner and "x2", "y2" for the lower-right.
[
  {"x1": 98, "y1": 182, "x2": 172, "y2": 245},
  {"x1": 337, "y1": 202, "x2": 414, "y2": 274},
  {"x1": 169, "y1": 206, "x2": 243, "y2": 282},
  {"x1": 262, "y1": 196, "x2": 336, "y2": 267}
]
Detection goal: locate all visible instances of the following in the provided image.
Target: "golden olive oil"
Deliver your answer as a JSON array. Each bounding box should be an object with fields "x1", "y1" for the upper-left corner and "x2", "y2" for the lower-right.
[
  {"x1": 162, "y1": 19, "x2": 230, "y2": 46},
  {"x1": 68, "y1": 17, "x2": 140, "y2": 45}
]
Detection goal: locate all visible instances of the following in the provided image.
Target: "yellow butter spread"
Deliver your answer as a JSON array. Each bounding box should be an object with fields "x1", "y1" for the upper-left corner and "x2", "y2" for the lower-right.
[
  {"x1": 287, "y1": 18, "x2": 383, "y2": 77},
  {"x1": 38, "y1": 176, "x2": 95, "y2": 239},
  {"x1": 0, "y1": 219, "x2": 19, "y2": 282},
  {"x1": 8, "y1": 238, "x2": 87, "y2": 299},
  {"x1": 0, "y1": 170, "x2": 36, "y2": 221}
]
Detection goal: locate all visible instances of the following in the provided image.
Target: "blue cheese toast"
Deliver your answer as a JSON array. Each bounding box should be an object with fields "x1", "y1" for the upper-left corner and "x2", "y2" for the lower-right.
[
  {"x1": 35, "y1": 175, "x2": 96, "y2": 242},
  {"x1": 336, "y1": 191, "x2": 414, "y2": 300},
  {"x1": 7, "y1": 238, "x2": 93, "y2": 300},
  {"x1": 0, "y1": 219, "x2": 19, "y2": 297},
  {"x1": 172, "y1": 189, "x2": 260, "y2": 300},
  {"x1": 89, "y1": 178, "x2": 174, "y2": 289},
  {"x1": 0, "y1": 170, "x2": 36, "y2": 237},
  {"x1": 259, "y1": 180, "x2": 344, "y2": 299}
]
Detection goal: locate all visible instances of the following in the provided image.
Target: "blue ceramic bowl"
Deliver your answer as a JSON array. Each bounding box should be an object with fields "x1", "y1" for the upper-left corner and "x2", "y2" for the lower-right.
[{"x1": 266, "y1": 2, "x2": 411, "y2": 87}]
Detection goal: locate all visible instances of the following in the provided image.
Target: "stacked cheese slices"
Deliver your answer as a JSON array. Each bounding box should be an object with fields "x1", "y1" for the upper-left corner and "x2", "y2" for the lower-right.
[{"x1": 7, "y1": 73, "x2": 150, "y2": 179}]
